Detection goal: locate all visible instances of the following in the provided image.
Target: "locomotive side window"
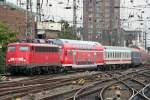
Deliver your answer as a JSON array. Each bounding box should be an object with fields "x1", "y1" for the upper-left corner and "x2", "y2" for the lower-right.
[
  {"x1": 7, "y1": 46, "x2": 16, "y2": 52},
  {"x1": 35, "y1": 47, "x2": 58, "y2": 52},
  {"x1": 19, "y1": 46, "x2": 29, "y2": 52}
]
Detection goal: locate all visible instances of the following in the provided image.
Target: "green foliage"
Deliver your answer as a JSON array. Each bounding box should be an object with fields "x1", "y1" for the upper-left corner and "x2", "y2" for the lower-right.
[
  {"x1": 0, "y1": 22, "x2": 18, "y2": 46},
  {"x1": 0, "y1": 33, "x2": 17, "y2": 46},
  {"x1": 0, "y1": 22, "x2": 9, "y2": 32},
  {"x1": 58, "y1": 20, "x2": 79, "y2": 40},
  {"x1": 0, "y1": 50, "x2": 5, "y2": 74},
  {"x1": 0, "y1": 22, "x2": 18, "y2": 74}
]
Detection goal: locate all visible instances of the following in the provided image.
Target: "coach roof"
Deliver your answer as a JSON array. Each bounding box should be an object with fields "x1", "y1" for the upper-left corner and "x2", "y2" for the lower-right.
[{"x1": 49, "y1": 39, "x2": 102, "y2": 46}]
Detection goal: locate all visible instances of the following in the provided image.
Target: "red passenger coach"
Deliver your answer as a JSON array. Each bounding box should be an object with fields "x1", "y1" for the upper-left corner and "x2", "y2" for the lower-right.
[
  {"x1": 6, "y1": 43, "x2": 60, "y2": 75},
  {"x1": 48, "y1": 39, "x2": 104, "y2": 70},
  {"x1": 139, "y1": 47, "x2": 149, "y2": 65}
]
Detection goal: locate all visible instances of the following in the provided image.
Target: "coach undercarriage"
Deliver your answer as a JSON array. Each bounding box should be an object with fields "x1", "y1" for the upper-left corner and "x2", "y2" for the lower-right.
[{"x1": 7, "y1": 63, "x2": 139, "y2": 75}]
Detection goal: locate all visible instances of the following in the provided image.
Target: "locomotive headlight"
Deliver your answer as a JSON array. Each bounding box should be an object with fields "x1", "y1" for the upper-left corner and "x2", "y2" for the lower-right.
[
  {"x1": 18, "y1": 58, "x2": 26, "y2": 62},
  {"x1": 9, "y1": 58, "x2": 15, "y2": 61},
  {"x1": 23, "y1": 58, "x2": 26, "y2": 62},
  {"x1": 18, "y1": 58, "x2": 23, "y2": 61}
]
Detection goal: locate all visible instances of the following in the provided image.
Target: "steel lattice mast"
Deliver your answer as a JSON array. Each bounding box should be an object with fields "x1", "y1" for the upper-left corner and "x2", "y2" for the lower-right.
[
  {"x1": 25, "y1": 0, "x2": 33, "y2": 41},
  {"x1": 73, "y1": 0, "x2": 77, "y2": 36}
]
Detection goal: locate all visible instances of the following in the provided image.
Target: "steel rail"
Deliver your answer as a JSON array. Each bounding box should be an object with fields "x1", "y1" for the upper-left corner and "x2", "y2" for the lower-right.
[
  {"x1": 142, "y1": 83, "x2": 150, "y2": 100},
  {"x1": 73, "y1": 68, "x2": 150, "y2": 100}
]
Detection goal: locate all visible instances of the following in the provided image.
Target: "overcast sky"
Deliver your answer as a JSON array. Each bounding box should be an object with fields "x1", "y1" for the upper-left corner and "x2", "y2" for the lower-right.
[
  {"x1": 6, "y1": 0, "x2": 83, "y2": 26},
  {"x1": 5, "y1": 0, "x2": 150, "y2": 46},
  {"x1": 6, "y1": 0, "x2": 150, "y2": 29},
  {"x1": 120, "y1": 0, "x2": 150, "y2": 46}
]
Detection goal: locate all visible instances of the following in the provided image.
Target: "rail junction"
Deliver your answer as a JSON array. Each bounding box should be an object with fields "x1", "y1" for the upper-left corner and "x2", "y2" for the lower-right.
[{"x1": 0, "y1": 66, "x2": 149, "y2": 100}]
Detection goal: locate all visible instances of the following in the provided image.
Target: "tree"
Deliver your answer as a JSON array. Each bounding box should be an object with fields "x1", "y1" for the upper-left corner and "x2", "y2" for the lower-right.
[
  {"x1": 58, "y1": 20, "x2": 79, "y2": 40},
  {"x1": 0, "y1": 22, "x2": 18, "y2": 74},
  {"x1": 0, "y1": 22, "x2": 18, "y2": 47}
]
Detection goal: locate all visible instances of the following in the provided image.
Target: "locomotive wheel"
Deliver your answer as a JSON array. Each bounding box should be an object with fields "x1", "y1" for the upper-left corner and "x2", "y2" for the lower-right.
[
  {"x1": 97, "y1": 66, "x2": 103, "y2": 71},
  {"x1": 10, "y1": 70, "x2": 16, "y2": 76},
  {"x1": 27, "y1": 68, "x2": 33, "y2": 76},
  {"x1": 60, "y1": 67, "x2": 67, "y2": 74},
  {"x1": 36, "y1": 68, "x2": 41, "y2": 75}
]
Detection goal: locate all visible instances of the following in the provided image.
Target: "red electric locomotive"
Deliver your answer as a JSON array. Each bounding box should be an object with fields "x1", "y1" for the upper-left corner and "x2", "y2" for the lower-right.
[{"x1": 6, "y1": 43, "x2": 61, "y2": 75}]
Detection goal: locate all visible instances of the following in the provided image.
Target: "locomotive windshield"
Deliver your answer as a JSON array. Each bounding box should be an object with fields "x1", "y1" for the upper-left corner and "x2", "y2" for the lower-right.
[
  {"x1": 7, "y1": 46, "x2": 16, "y2": 52},
  {"x1": 19, "y1": 46, "x2": 29, "y2": 52}
]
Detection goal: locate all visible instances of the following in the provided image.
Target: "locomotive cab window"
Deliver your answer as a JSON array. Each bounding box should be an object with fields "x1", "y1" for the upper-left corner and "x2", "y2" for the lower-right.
[
  {"x1": 19, "y1": 46, "x2": 29, "y2": 52},
  {"x1": 7, "y1": 46, "x2": 16, "y2": 52}
]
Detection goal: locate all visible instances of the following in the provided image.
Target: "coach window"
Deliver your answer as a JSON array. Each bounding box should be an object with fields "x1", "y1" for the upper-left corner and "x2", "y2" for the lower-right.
[
  {"x1": 35, "y1": 47, "x2": 59, "y2": 52},
  {"x1": 114, "y1": 52, "x2": 115, "y2": 58},
  {"x1": 19, "y1": 46, "x2": 29, "y2": 52},
  {"x1": 106, "y1": 53, "x2": 108, "y2": 58},
  {"x1": 124, "y1": 52, "x2": 126, "y2": 58},
  {"x1": 113, "y1": 52, "x2": 114, "y2": 58},
  {"x1": 120, "y1": 52, "x2": 121, "y2": 58},
  {"x1": 7, "y1": 46, "x2": 16, "y2": 52},
  {"x1": 110, "y1": 52, "x2": 112, "y2": 58},
  {"x1": 123, "y1": 52, "x2": 125, "y2": 58},
  {"x1": 116, "y1": 53, "x2": 118, "y2": 58},
  {"x1": 109, "y1": 52, "x2": 111, "y2": 58}
]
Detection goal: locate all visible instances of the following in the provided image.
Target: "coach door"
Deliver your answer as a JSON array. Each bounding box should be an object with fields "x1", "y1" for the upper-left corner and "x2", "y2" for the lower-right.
[
  {"x1": 94, "y1": 50, "x2": 96, "y2": 64},
  {"x1": 73, "y1": 50, "x2": 76, "y2": 64}
]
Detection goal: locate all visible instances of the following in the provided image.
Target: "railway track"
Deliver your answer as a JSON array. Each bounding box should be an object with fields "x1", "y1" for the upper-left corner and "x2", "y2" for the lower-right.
[
  {"x1": 0, "y1": 71, "x2": 110, "y2": 100},
  {"x1": 142, "y1": 83, "x2": 150, "y2": 99},
  {"x1": 71, "y1": 68, "x2": 150, "y2": 100},
  {"x1": 129, "y1": 84, "x2": 150, "y2": 100},
  {"x1": 22, "y1": 71, "x2": 112, "y2": 100},
  {"x1": 0, "y1": 67, "x2": 149, "y2": 100},
  {"x1": 100, "y1": 69, "x2": 150, "y2": 100}
]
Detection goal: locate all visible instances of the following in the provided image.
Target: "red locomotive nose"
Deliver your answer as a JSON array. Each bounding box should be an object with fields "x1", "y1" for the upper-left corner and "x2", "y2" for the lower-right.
[{"x1": 6, "y1": 44, "x2": 30, "y2": 65}]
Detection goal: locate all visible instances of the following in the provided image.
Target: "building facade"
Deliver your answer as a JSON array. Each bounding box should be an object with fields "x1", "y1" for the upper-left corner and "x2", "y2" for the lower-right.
[
  {"x1": 83, "y1": 0, "x2": 122, "y2": 46},
  {"x1": 0, "y1": 3, "x2": 35, "y2": 40},
  {"x1": 37, "y1": 22, "x2": 62, "y2": 39}
]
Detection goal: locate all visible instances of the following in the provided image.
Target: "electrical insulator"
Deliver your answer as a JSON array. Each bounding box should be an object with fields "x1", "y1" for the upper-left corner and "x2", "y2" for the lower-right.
[
  {"x1": 65, "y1": 7, "x2": 72, "y2": 9},
  {"x1": 130, "y1": 0, "x2": 133, "y2": 3}
]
